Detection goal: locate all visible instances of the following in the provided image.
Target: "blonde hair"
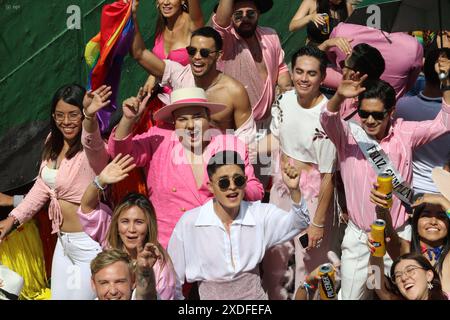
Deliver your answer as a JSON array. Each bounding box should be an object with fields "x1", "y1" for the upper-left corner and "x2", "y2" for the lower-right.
[{"x1": 90, "y1": 249, "x2": 134, "y2": 278}]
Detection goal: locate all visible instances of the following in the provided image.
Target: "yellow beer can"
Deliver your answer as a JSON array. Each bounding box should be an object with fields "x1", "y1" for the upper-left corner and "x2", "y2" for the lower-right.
[
  {"x1": 371, "y1": 219, "x2": 386, "y2": 257},
  {"x1": 377, "y1": 174, "x2": 393, "y2": 208},
  {"x1": 318, "y1": 263, "x2": 336, "y2": 300}
]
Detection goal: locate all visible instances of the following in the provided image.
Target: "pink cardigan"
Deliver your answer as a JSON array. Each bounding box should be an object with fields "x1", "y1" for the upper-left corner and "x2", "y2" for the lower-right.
[
  {"x1": 107, "y1": 125, "x2": 264, "y2": 248},
  {"x1": 77, "y1": 203, "x2": 177, "y2": 300},
  {"x1": 10, "y1": 150, "x2": 96, "y2": 234}
]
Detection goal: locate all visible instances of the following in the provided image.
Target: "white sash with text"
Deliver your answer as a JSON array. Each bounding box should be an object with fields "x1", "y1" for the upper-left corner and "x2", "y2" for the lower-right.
[{"x1": 348, "y1": 120, "x2": 414, "y2": 205}]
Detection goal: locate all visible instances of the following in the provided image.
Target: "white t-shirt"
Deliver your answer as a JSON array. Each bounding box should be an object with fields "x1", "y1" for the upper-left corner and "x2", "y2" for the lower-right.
[
  {"x1": 270, "y1": 90, "x2": 336, "y2": 173},
  {"x1": 396, "y1": 92, "x2": 450, "y2": 194}
]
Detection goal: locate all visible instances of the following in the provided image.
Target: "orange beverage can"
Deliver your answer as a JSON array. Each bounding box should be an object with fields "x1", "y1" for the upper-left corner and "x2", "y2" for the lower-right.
[
  {"x1": 320, "y1": 13, "x2": 330, "y2": 34},
  {"x1": 371, "y1": 219, "x2": 386, "y2": 257},
  {"x1": 377, "y1": 174, "x2": 393, "y2": 208},
  {"x1": 318, "y1": 263, "x2": 336, "y2": 300}
]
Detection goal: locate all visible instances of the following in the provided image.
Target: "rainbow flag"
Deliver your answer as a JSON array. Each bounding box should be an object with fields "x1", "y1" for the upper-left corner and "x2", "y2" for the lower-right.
[{"x1": 85, "y1": 1, "x2": 134, "y2": 134}]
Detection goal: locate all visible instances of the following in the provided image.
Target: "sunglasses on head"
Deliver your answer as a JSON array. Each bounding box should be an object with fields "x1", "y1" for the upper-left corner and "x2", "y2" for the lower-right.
[
  {"x1": 217, "y1": 175, "x2": 246, "y2": 190},
  {"x1": 358, "y1": 109, "x2": 388, "y2": 121},
  {"x1": 186, "y1": 46, "x2": 219, "y2": 58},
  {"x1": 232, "y1": 9, "x2": 257, "y2": 21}
]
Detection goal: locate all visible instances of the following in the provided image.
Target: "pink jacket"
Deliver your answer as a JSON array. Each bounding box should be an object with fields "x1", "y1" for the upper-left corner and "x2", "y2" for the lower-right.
[
  {"x1": 108, "y1": 125, "x2": 264, "y2": 248},
  {"x1": 10, "y1": 150, "x2": 96, "y2": 234},
  {"x1": 77, "y1": 203, "x2": 177, "y2": 300}
]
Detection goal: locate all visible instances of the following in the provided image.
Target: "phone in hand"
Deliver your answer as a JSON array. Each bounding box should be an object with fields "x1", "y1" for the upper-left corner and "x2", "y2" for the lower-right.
[{"x1": 298, "y1": 233, "x2": 309, "y2": 249}]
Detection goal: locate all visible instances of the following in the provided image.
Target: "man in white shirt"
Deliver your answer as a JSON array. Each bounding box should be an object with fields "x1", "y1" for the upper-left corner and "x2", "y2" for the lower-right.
[
  {"x1": 395, "y1": 48, "x2": 450, "y2": 194},
  {"x1": 264, "y1": 46, "x2": 337, "y2": 299},
  {"x1": 167, "y1": 150, "x2": 310, "y2": 300}
]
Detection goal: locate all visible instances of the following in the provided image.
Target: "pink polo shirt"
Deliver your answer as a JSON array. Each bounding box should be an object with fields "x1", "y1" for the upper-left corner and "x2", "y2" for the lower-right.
[
  {"x1": 211, "y1": 15, "x2": 289, "y2": 122},
  {"x1": 324, "y1": 23, "x2": 423, "y2": 99},
  {"x1": 108, "y1": 126, "x2": 264, "y2": 248},
  {"x1": 320, "y1": 99, "x2": 450, "y2": 231}
]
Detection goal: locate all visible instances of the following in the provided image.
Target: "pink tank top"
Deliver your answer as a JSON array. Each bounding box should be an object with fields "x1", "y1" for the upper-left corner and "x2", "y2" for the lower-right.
[{"x1": 152, "y1": 34, "x2": 190, "y2": 94}]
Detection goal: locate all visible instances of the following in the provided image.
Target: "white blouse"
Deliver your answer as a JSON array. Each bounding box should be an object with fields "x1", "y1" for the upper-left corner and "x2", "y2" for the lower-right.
[{"x1": 167, "y1": 198, "x2": 310, "y2": 299}]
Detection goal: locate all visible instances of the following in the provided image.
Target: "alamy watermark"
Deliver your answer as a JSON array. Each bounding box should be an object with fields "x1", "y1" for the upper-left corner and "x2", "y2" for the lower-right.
[{"x1": 67, "y1": 5, "x2": 81, "y2": 30}]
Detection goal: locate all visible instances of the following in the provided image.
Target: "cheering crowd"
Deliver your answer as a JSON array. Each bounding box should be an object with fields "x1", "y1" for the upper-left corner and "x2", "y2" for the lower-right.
[{"x1": 0, "y1": 0, "x2": 449, "y2": 301}]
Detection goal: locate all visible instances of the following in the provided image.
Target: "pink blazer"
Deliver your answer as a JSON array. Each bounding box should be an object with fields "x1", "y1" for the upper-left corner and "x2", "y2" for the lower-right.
[{"x1": 107, "y1": 125, "x2": 264, "y2": 248}]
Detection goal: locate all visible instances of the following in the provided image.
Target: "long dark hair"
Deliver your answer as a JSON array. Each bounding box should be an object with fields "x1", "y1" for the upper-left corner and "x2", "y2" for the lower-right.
[
  {"x1": 41, "y1": 84, "x2": 85, "y2": 161},
  {"x1": 155, "y1": 0, "x2": 188, "y2": 39},
  {"x1": 317, "y1": 0, "x2": 348, "y2": 21},
  {"x1": 389, "y1": 253, "x2": 448, "y2": 300},
  {"x1": 410, "y1": 203, "x2": 450, "y2": 276}
]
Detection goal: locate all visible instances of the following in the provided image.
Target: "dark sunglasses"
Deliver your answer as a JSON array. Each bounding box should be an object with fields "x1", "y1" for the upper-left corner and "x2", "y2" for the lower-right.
[
  {"x1": 358, "y1": 109, "x2": 388, "y2": 121},
  {"x1": 186, "y1": 46, "x2": 219, "y2": 58},
  {"x1": 232, "y1": 9, "x2": 257, "y2": 21},
  {"x1": 217, "y1": 175, "x2": 247, "y2": 190}
]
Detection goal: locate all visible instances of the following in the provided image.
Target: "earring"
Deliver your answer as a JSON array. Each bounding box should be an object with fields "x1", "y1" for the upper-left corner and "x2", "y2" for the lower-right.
[
  {"x1": 427, "y1": 281, "x2": 434, "y2": 290},
  {"x1": 181, "y1": 1, "x2": 188, "y2": 11}
]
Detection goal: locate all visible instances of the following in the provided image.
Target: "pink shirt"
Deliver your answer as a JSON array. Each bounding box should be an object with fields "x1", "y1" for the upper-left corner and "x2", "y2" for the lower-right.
[
  {"x1": 324, "y1": 23, "x2": 423, "y2": 98},
  {"x1": 10, "y1": 149, "x2": 96, "y2": 234},
  {"x1": 211, "y1": 15, "x2": 289, "y2": 121},
  {"x1": 76, "y1": 203, "x2": 177, "y2": 300},
  {"x1": 108, "y1": 126, "x2": 264, "y2": 248},
  {"x1": 320, "y1": 99, "x2": 450, "y2": 231}
]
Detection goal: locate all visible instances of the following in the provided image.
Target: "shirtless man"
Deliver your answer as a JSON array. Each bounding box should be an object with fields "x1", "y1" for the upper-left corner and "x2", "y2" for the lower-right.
[{"x1": 129, "y1": 1, "x2": 254, "y2": 140}]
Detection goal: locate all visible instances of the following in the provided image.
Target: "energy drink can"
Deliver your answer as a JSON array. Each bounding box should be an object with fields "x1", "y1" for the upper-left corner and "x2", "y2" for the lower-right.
[
  {"x1": 377, "y1": 174, "x2": 393, "y2": 208},
  {"x1": 371, "y1": 219, "x2": 386, "y2": 257},
  {"x1": 318, "y1": 263, "x2": 336, "y2": 300},
  {"x1": 320, "y1": 13, "x2": 330, "y2": 35}
]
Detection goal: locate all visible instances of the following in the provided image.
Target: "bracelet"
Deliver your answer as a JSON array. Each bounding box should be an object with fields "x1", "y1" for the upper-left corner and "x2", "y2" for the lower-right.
[
  {"x1": 93, "y1": 176, "x2": 106, "y2": 191},
  {"x1": 8, "y1": 214, "x2": 20, "y2": 228},
  {"x1": 83, "y1": 108, "x2": 95, "y2": 120},
  {"x1": 311, "y1": 221, "x2": 325, "y2": 228}
]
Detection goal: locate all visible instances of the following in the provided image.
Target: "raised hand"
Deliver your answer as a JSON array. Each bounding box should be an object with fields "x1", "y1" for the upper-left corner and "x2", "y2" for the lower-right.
[
  {"x1": 97, "y1": 153, "x2": 136, "y2": 186},
  {"x1": 123, "y1": 0, "x2": 139, "y2": 18},
  {"x1": 122, "y1": 87, "x2": 147, "y2": 120},
  {"x1": 310, "y1": 13, "x2": 325, "y2": 28},
  {"x1": 143, "y1": 75, "x2": 158, "y2": 96},
  {"x1": 83, "y1": 85, "x2": 112, "y2": 119},
  {"x1": 336, "y1": 73, "x2": 368, "y2": 99},
  {"x1": 136, "y1": 242, "x2": 161, "y2": 271},
  {"x1": 281, "y1": 158, "x2": 301, "y2": 190},
  {"x1": 412, "y1": 193, "x2": 450, "y2": 210}
]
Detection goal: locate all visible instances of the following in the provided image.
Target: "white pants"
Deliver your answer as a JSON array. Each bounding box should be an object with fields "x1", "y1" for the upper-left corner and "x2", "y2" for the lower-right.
[
  {"x1": 338, "y1": 220, "x2": 411, "y2": 300},
  {"x1": 51, "y1": 231, "x2": 101, "y2": 300}
]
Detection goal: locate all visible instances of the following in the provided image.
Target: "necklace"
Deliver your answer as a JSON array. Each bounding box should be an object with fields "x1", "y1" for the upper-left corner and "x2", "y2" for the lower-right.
[{"x1": 205, "y1": 73, "x2": 223, "y2": 92}]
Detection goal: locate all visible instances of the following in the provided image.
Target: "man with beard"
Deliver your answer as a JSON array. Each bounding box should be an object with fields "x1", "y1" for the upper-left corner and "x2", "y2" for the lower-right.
[
  {"x1": 212, "y1": 0, "x2": 292, "y2": 127},
  {"x1": 129, "y1": 1, "x2": 256, "y2": 153}
]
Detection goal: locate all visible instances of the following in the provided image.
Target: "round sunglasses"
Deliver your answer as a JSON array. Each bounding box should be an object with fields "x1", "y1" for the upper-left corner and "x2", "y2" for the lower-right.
[{"x1": 216, "y1": 175, "x2": 247, "y2": 190}]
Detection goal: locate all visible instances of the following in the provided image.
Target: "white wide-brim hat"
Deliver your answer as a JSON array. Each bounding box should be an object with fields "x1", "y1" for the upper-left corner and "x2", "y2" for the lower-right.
[
  {"x1": 432, "y1": 167, "x2": 450, "y2": 202},
  {"x1": 153, "y1": 87, "x2": 226, "y2": 123},
  {"x1": 0, "y1": 265, "x2": 24, "y2": 300}
]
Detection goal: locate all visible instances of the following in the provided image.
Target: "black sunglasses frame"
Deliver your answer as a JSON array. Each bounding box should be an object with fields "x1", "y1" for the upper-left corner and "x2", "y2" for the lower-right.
[
  {"x1": 232, "y1": 9, "x2": 258, "y2": 21},
  {"x1": 358, "y1": 109, "x2": 389, "y2": 121},
  {"x1": 217, "y1": 175, "x2": 247, "y2": 190},
  {"x1": 186, "y1": 46, "x2": 219, "y2": 58}
]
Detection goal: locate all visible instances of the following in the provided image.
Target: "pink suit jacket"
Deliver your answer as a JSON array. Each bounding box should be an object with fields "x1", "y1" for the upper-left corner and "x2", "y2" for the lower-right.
[{"x1": 108, "y1": 125, "x2": 264, "y2": 248}]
